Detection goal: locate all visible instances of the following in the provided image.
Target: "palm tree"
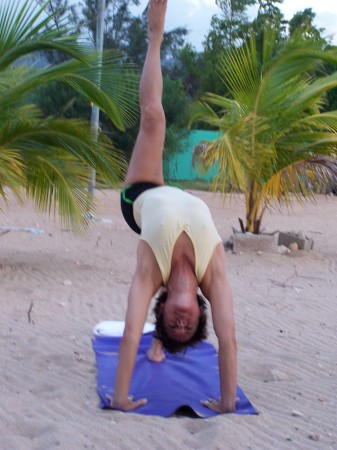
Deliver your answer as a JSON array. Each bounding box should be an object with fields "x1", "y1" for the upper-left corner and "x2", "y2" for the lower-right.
[
  {"x1": 191, "y1": 27, "x2": 337, "y2": 234},
  {"x1": 0, "y1": 0, "x2": 139, "y2": 232}
]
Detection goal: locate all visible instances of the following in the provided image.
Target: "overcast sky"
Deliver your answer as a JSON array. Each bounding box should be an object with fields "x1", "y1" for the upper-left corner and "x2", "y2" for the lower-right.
[{"x1": 131, "y1": 0, "x2": 337, "y2": 50}]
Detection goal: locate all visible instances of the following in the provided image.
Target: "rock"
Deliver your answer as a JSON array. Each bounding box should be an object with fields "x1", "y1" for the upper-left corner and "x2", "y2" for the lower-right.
[
  {"x1": 278, "y1": 245, "x2": 290, "y2": 254},
  {"x1": 291, "y1": 410, "x2": 304, "y2": 417},
  {"x1": 270, "y1": 369, "x2": 289, "y2": 381},
  {"x1": 223, "y1": 239, "x2": 233, "y2": 251},
  {"x1": 278, "y1": 231, "x2": 314, "y2": 250},
  {"x1": 232, "y1": 231, "x2": 279, "y2": 254},
  {"x1": 297, "y1": 231, "x2": 305, "y2": 239},
  {"x1": 289, "y1": 242, "x2": 299, "y2": 252},
  {"x1": 308, "y1": 434, "x2": 320, "y2": 442},
  {"x1": 62, "y1": 279, "x2": 72, "y2": 286}
]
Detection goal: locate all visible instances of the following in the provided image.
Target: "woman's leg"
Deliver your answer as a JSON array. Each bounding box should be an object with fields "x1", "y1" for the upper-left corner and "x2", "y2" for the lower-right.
[{"x1": 124, "y1": 0, "x2": 167, "y2": 187}]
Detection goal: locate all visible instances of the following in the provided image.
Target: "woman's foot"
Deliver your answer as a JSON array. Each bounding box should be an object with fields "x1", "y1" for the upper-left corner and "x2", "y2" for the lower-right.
[
  {"x1": 147, "y1": 336, "x2": 166, "y2": 362},
  {"x1": 148, "y1": 0, "x2": 167, "y2": 42}
]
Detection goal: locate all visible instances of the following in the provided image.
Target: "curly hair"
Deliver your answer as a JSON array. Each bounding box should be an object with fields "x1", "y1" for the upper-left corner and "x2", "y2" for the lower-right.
[{"x1": 152, "y1": 290, "x2": 208, "y2": 354}]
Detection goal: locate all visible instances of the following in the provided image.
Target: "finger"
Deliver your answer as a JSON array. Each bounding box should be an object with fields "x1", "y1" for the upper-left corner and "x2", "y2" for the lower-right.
[
  {"x1": 128, "y1": 398, "x2": 148, "y2": 411},
  {"x1": 136, "y1": 398, "x2": 148, "y2": 407},
  {"x1": 201, "y1": 399, "x2": 211, "y2": 407},
  {"x1": 201, "y1": 400, "x2": 221, "y2": 412}
]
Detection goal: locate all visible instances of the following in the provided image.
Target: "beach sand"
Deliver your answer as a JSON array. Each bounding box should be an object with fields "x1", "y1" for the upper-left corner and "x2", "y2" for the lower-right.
[{"x1": 1, "y1": 189, "x2": 336, "y2": 450}]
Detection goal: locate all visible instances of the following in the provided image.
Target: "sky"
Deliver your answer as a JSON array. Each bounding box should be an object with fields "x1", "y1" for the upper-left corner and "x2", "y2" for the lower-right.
[{"x1": 131, "y1": 0, "x2": 337, "y2": 50}]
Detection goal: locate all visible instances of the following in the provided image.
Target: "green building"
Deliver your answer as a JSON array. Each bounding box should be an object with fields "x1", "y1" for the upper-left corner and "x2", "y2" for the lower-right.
[{"x1": 164, "y1": 130, "x2": 219, "y2": 182}]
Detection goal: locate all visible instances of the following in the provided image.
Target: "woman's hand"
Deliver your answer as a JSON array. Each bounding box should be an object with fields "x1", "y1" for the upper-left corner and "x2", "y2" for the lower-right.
[
  {"x1": 106, "y1": 395, "x2": 148, "y2": 411},
  {"x1": 201, "y1": 397, "x2": 238, "y2": 413}
]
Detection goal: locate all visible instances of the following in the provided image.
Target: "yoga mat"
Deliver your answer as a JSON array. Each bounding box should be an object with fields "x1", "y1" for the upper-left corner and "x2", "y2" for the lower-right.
[{"x1": 92, "y1": 321, "x2": 257, "y2": 418}]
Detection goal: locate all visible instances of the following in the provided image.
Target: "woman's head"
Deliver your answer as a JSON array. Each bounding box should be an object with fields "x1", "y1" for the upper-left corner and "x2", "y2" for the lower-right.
[{"x1": 152, "y1": 290, "x2": 208, "y2": 354}]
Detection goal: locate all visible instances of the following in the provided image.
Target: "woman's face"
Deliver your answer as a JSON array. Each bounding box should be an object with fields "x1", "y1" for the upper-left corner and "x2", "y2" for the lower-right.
[{"x1": 162, "y1": 297, "x2": 200, "y2": 342}]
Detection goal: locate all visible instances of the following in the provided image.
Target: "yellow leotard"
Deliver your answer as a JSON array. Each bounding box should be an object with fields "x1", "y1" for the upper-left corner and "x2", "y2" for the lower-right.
[{"x1": 133, "y1": 186, "x2": 222, "y2": 284}]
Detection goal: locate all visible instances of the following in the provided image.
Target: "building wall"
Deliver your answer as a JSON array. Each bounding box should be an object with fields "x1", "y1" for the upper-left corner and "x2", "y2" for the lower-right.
[{"x1": 164, "y1": 130, "x2": 219, "y2": 181}]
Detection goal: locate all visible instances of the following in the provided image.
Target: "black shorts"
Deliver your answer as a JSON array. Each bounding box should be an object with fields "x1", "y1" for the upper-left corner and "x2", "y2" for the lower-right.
[{"x1": 120, "y1": 182, "x2": 161, "y2": 234}]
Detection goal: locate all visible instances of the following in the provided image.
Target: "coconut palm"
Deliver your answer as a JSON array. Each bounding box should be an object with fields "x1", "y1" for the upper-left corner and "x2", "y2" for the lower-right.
[
  {"x1": 0, "y1": 0, "x2": 139, "y2": 232},
  {"x1": 191, "y1": 27, "x2": 337, "y2": 233}
]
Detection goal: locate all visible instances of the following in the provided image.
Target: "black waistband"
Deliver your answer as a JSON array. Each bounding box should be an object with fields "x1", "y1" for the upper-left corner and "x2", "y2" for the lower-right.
[{"x1": 120, "y1": 182, "x2": 161, "y2": 234}]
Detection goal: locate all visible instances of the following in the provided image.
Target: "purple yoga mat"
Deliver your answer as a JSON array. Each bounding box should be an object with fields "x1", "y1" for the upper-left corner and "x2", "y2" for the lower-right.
[{"x1": 93, "y1": 332, "x2": 257, "y2": 417}]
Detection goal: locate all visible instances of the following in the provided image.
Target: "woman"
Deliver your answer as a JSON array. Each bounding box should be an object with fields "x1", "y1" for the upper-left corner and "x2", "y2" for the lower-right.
[{"x1": 110, "y1": 0, "x2": 237, "y2": 414}]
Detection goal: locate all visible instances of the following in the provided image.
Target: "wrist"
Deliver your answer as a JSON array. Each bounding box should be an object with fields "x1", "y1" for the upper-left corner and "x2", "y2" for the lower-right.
[
  {"x1": 111, "y1": 397, "x2": 125, "y2": 407},
  {"x1": 219, "y1": 397, "x2": 236, "y2": 412}
]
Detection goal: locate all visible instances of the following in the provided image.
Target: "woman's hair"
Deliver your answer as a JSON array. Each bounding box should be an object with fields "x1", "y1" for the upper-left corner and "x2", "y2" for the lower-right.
[{"x1": 152, "y1": 290, "x2": 208, "y2": 354}]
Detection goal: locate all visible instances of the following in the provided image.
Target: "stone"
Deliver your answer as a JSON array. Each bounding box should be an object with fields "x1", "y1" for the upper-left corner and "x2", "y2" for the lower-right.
[
  {"x1": 278, "y1": 245, "x2": 291, "y2": 254},
  {"x1": 308, "y1": 434, "x2": 320, "y2": 442},
  {"x1": 232, "y1": 231, "x2": 279, "y2": 254},
  {"x1": 270, "y1": 369, "x2": 289, "y2": 381},
  {"x1": 289, "y1": 242, "x2": 299, "y2": 252},
  {"x1": 291, "y1": 410, "x2": 304, "y2": 417},
  {"x1": 278, "y1": 231, "x2": 314, "y2": 251}
]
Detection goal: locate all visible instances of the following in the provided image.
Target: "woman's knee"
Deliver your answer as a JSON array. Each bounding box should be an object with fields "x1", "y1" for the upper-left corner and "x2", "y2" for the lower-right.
[{"x1": 140, "y1": 102, "x2": 165, "y2": 132}]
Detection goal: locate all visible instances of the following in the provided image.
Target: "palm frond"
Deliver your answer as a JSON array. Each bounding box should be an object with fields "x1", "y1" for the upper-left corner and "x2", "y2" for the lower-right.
[
  {"x1": 0, "y1": 148, "x2": 25, "y2": 203},
  {"x1": 0, "y1": 0, "x2": 90, "y2": 69},
  {"x1": 262, "y1": 156, "x2": 337, "y2": 205},
  {"x1": 190, "y1": 25, "x2": 337, "y2": 232},
  {"x1": 0, "y1": 0, "x2": 137, "y2": 232},
  {"x1": 0, "y1": 107, "x2": 126, "y2": 232},
  {"x1": 1, "y1": 53, "x2": 139, "y2": 129}
]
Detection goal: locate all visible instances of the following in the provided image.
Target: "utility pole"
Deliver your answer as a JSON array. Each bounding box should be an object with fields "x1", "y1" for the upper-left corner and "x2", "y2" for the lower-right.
[{"x1": 89, "y1": 0, "x2": 106, "y2": 195}]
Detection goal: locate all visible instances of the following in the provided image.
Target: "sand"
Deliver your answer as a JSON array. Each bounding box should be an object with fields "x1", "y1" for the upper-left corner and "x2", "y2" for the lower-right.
[{"x1": 0, "y1": 189, "x2": 336, "y2": 450}]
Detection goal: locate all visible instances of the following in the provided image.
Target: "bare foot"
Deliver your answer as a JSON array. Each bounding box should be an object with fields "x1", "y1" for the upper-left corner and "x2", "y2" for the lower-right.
[
  {"x1": 148, "y1": 0, "x2": 168, "y2": 41},
  {"x1": 147, "y1": 337, "x2": 166, "y2": 362},
  {"x1": 146, "y1": 347, "x2": 166, "y2": 363}
]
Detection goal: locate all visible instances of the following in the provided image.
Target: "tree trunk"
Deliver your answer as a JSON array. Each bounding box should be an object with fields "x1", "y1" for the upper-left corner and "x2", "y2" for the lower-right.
[
  {"x1": 89, "y1": 0, "x2": 106, "y2": 195},
  {"x1": 246, "y1": 181, "x2": 262, "y2": 234}
]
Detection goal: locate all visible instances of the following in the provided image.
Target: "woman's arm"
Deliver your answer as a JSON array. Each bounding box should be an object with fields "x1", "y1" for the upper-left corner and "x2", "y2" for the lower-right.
[
  {"x1": 200, "y1": 245, "x2": 237, "y2": 413},
  {"x1": 210, "y1": 281, "x2": 237, "y2": 412},
  {"x1": 110, "y1": 241, "x2": 162, "y2": 411}
]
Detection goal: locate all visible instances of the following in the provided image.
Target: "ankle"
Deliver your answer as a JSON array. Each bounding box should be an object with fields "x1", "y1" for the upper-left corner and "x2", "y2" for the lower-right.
[
  {"x1": 148, "y1": 31, "x2": 164, "y2": 44},
  {"x1": 147, "y1": 35, "x2": 163, "y2": 49}
]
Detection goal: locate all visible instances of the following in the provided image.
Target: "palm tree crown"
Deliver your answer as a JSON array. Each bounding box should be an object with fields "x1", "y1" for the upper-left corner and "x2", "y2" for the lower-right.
[
  {"x1": 0, "y1": 0, "x2": 139, "y2": 232},
  {"x1": 191, "y1": 27, "x2": 337, "y2": 233}
]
